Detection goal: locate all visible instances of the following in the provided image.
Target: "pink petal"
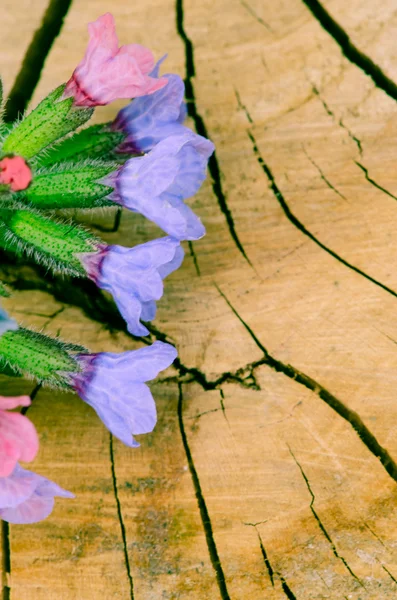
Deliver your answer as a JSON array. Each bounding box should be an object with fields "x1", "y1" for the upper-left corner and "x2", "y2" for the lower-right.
[
  {"x1": 64, "y1": 13, "x2": 166, "y2": 107},
  {"x1": 0, "y1": 396, "x2": 31, "y2": 410},
  {"x1": 0, "y1": 409, "x2": 39, "y2": 477}
]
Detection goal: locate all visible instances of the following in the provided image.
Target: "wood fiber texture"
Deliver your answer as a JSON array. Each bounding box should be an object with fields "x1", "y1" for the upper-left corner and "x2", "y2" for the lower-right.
[{"x1": 2, "y1": 0, "x2": 397, "y2": 598}]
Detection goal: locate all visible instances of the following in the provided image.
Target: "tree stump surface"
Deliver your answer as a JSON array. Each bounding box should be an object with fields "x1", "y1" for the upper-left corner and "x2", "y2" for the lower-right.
[{"x1": 2, "y1": 0, "x2": 397, "y2": 598}]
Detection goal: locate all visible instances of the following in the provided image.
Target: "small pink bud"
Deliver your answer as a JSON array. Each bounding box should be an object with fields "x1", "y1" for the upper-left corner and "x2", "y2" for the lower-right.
[{"x1": 0, "y1": 156, "x2": 32, "y2": 191}]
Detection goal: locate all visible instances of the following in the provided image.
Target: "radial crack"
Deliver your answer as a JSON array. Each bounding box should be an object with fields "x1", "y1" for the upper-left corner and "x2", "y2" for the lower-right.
[
  {"x1": 5, "y1": 0, "x2": 73, "y2": 121},
  {"x1": 303, "y1": 147, "x2": 347, "y2": 201},
  {"x1": 215, "y1": 283, "x2": 397, "y2": 484},
  {"x1": 175, "y1": 0, "x2": 252, "y2": 266},
  {"x1": 356, "y1": 162, "x2": 397, "y2": 201},
  {"x1": 240, "y1": 0, "x2": 273, "y2": 32},
  {"x1": 288, "y1": 445, "x2": 364, "y2": 587},
  {"x1": 188, "y1": 241, "x2": 201, "y2": 276},
  {"x1": 311, "y1": 84, "x2": 362, "y2": 156},
  {"x1": 301, "y1": 0, "x2": 397, "y2": 103},
  {"x1": 2, "y1": 520, "x2": 11, "y2": 600},
  {"x1": 109, "y1": 434, "x2": 134, "y2": 599},
  {"x1": 248, "y1": 129, "x2": 397, "y2": 300},
  {"x1": 178, "y1": 383, "x2": 231, "y2": 599}
]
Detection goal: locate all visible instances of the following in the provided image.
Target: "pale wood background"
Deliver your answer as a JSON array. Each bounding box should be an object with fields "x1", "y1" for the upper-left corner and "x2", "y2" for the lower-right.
[{"x1": 2, "y1": 0, "x2": 397, "y2": 598}]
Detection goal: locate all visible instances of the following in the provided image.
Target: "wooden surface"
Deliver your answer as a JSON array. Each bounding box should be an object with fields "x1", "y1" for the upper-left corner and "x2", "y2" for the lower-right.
[{"x1": 3, "y1": 0, "x2": 397, "y2": 598}]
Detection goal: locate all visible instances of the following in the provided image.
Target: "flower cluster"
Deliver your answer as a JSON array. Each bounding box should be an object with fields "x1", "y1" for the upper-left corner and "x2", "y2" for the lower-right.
[{"x1": 0, "y1": 13, "x2": 213, "y2": 523}]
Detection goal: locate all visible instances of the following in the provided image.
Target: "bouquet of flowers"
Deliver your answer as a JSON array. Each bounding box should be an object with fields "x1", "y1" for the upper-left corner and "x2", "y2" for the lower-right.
[{"x1": 0, "y1": 13, "x2": 213, "y2": 524}]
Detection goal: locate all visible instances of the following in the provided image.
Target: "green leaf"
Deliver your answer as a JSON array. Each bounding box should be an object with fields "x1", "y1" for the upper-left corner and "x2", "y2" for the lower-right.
[
  {"x1": 0, "y1": 328, "x2": 81, "y2": 387},
  {"x1": 0, "y1": 209, "x2": 99, "y2": 276},
  {"x1": 36, "y1": 124, "x2": 125, "y2": 166},
  {"x1": 2, "y1": 85, "x2": 93, "y2": 159},
  {"x1": 19, "y1": 160, "x2": 116, "y2": 210}
]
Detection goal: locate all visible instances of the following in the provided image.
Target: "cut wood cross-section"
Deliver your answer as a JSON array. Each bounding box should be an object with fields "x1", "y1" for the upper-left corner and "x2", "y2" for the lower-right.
[{"x1": 2, "y1": 0, "x2": 397, "y2": 598}]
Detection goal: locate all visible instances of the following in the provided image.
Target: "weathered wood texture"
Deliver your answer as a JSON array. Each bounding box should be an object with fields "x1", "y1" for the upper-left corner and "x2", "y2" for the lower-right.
[{"x1": 2, "y1": 0, "x2": 397, "y2": 598}]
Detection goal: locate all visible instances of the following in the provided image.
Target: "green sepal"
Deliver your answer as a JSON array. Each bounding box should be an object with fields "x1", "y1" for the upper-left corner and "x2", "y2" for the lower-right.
[
  {"x1": 0, "y1": 209, "x2": 99, "y2": 276},
  {"x1": 18, "y1": 160, "x2": 116, "y2": 210},
  {"x1": 0, "y1": 328, "x2": 81, "y2": 387},
  {"x1": 35, "y1": 124, "x2": 125, "y2": 166},
  {"x1": 0, "y1": 281, "x2": 10, "y2": 297},
  {"x1": 2, "y1": 85, "x2": 93, "y2": 159}
]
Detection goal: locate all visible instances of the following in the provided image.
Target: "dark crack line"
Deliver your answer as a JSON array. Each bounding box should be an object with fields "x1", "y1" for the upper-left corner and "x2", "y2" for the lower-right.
[
  {"x1": 256, "y1": 530, "x2": 275, "y2": 587},
  {"x1": 1, "y1": 520, "x2": 11, "y2": 600},
  {"x1": 311, "y1": 85, "x2": 363, "y2": 156},
  {"x1": 176, "y1": 0, "x2": 252, "y2": 267},
  {"x1": 339, "y1": 118, "x2": 363, "y2": 156},
  {"x1": 364, "y1": 523, "x2": 386, "y2": 548},
  {"x1": 247, "y1": 129, "x2": 397, "y2": 300},
  {"x1": 188, "y1": 241, "x2": 201, "y2": 276},
  {"x1": 355, "y1": 162, "x2": 397, "y2": 202},
  {"x1": 109, "y1": 434, "x2": 134, "y2": 600},
  {"x1": 21, "y1": 382, "x2": 43, "y2": 416},
  {"x1": 240, "y1": 0, "x2": 273, "y2": 32},
  {"x1": 382, "y1": 564, "x2": 397, "y2": 585},
  {"x1": 279, "y1": 574, "x2": 297, "y2": 600},
  {"x1": 4, "y1": 0, "x2": 73, "y2": 122},
  {"x1": 219, "y1": 389, "x2": 229, "y2": 423},
  {"x1": 248, "y1": 525, "x2": 297, "y2": 599},
  {"x1": 91, "y1": 207, "x2": 123, "y2": 233},
  {"x1": 301, "y1": 0, "x2": 397, "y2": 103},
  {"x1": 215, "y1": 283, "x2": 397, "y2": 484},
  {"x1": 235, "y1": 88, "x2": 253, "y2": 124},
  {"x1": 303, "y1": 147, "x2": 347, "y2": 201},
  {"x1": 288, "y1": 445, "x2": 364, "y2": 587},
  {"x1": 178, "y1": 383, "x2": 231, "y2": 600}
]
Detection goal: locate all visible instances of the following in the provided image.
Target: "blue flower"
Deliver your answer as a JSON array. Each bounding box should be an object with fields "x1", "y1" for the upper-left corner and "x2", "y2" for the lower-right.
[
  {"x1": 0, "y1": 305, "x2": 18, "y2": 337},
  {"x1": 113, "y1": 72, "x2": 187, "y2": 153},
  {"x1": 80, "y1": 237, "x2": 183, "y2": 336},
  {"x1": 0, "y1": 464, "x2": 73, "y2": 524},
  {"x1": 71, "y1": 341, "x2": 177, "y2": 447},
  {"x1": 105, "y1": 132, "x2": 214, "y2": 240}
]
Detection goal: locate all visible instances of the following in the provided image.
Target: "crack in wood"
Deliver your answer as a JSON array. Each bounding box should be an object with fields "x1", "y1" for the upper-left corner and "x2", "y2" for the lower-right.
[
  {"x1": 247, "y1": 129, "x2": 397, "y2": 300},
  {"x1": 301, "y1": 0, "x2": 397, "y2": 103},
  {"x1": 215, "y1": 283, "x2": 397, "y2": 484},
  {"x1": 109, "y1": 434, "x2": 135, "y2": 600},
  {"x1": 20, "y1": 382, "x2": 42, "y2": 416},
  {"x1": 381, "y1": 564, "x2": 397, "y2": 585},
  {"x1": 1, "y1": 520, "x2": 11, "y2": 600},
  {"x1": 256, "y1": 529, "x2": 275, "y2": 587},
  {"x1": 234, "y1": 88, "x2": 253, "y2": 124},
  {"x1": 240, "y1": 0, "x2": 273, "y2": 32},
  {"x1": 303, "y1": 146, "x2": 348, "y2": 202},
  {"x1": 246, "y1": 523, "x2": 299, "y2": 599},
  {"x1": 178, "y1": 383, "x2": 231, "y2": 600},
  {"x1": 175, "y1": 0, "x2": 252, "y2": 267},
  {"x1": 91, "y1": 207, "x2": 123, "y2": 234},
  {"x1": 4, "y1": 0, "x2": 73, "y2": 122},
  {"x1": 355, "y1": 161, "x2": 397, "y2": 202},
  {"x1": 188, "y1": 241, "x2": 201, "y2": 276},
  {"x1": 288, "y1": 445, "x2": 365, "y2": 587},
  {"x1": 311, "y1": 84, "x2": 363, "y2": 156}
]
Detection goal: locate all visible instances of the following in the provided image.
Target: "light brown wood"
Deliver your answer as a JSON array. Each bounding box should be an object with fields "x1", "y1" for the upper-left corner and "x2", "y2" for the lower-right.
[{"x1": 4, "y1": 0, "x2": 397, "y2": 598}]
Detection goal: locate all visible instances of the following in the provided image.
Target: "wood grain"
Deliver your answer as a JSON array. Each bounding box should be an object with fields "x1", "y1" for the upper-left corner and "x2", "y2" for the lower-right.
[{"x1": 3, "y1": 0, "x2": 397, "y2": 597}]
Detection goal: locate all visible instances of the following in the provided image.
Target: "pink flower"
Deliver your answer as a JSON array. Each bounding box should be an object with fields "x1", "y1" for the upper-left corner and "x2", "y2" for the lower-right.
[
  {"x1": 0, "y1": 396, "x2": 39, "y2": 477},
  {"x1": 64, "y1": 13, "x2": 167, "y2": 107},
  {"x1": 0, "y1": 156, "x2": 32, "y2": 191}
]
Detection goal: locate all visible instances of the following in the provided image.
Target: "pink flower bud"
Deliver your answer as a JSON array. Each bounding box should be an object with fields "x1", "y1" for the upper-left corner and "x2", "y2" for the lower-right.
[
  {"x1": 64, "y1": 13, "x2": 167, "y2": 107},
  {"x1": 0, "y1": 156, "x2": 32, "y2": 191}
]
